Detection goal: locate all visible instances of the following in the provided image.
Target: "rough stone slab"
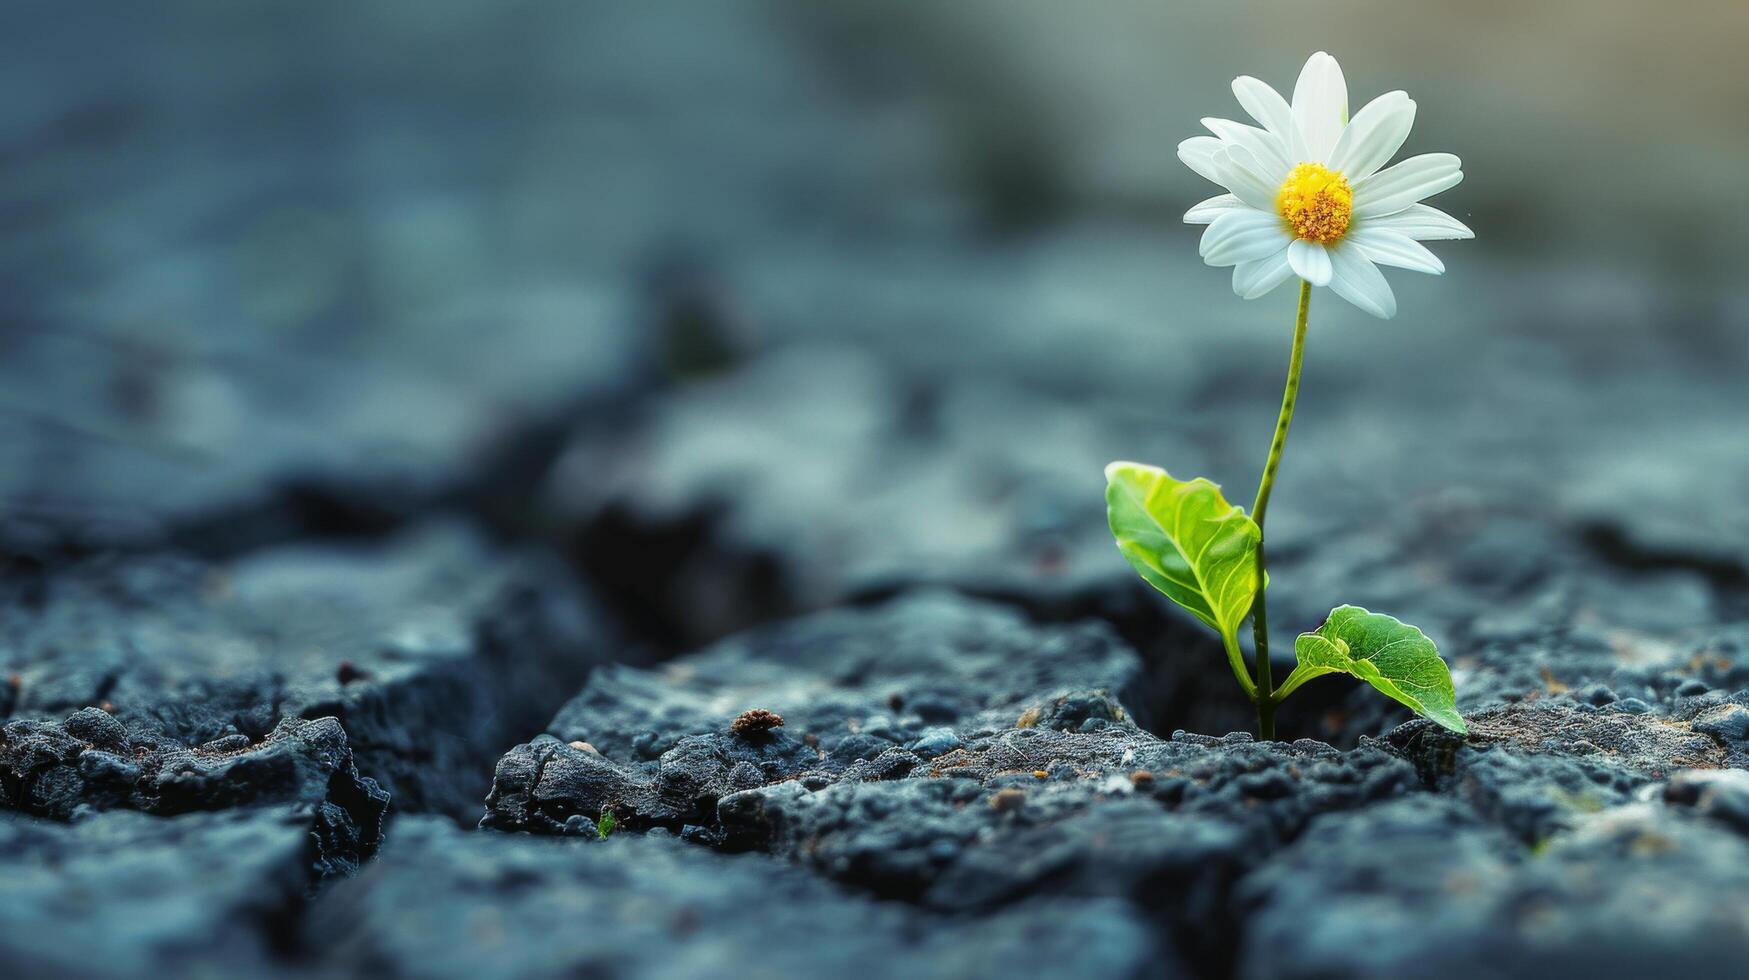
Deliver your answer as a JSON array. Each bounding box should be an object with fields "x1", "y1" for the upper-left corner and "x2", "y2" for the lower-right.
[
  {"x1": 719, "y1": 727, "x2": 1414, "y2": 973},
  {"x1": 476, "y1": 587, "x2": 1749, "y2": 976},
  {"x1": 1238, "y1": 797, "x2": 1749, "y2": 979},
  {"x1": 2, "y1": 520, "x2": 615, "y2": 819},
  {"x1": 722, "y1": 728, "x2": 1416, "y2": 901},
  {"x1": 482, "y1": 593, "x2": 1431, "y2": 974},
  {"x1": 1388, "y1": 702, "x2": 1731, "y2": 841},
  {"x1": 2, "y1": 710, "x2": 386, "y2": 880},
  {"x1": 312, "y1": 816, "x2": 1176, "y2": 980},
  {"x1": 0, "y1": 807, "x2": 323, "y2": 978},
  {"x1": 482, "y1": 591, "x2": 1143, "y2": 834},
  {"x1": 549, "y1": 589, "x2": 1145, "y2": 756}
]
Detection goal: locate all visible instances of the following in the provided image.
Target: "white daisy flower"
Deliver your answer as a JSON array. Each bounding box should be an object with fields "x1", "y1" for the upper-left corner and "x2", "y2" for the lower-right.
[{"x1": 1180, "y1": 51, "x2": 1474, "y2": 318}]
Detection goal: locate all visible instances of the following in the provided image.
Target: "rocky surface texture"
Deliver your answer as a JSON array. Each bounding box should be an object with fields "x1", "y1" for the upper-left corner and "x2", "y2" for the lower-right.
[
  {"x1": 1, "y1": 520, "x2": 612, "y2": 820},
  {"x1": 476, "y1": 595, "x2": 1749, "y2": 976},
  {"x1": 2, "y1": 808, "x2": 329, "y2": 977},
  {"x1": 481, "y1": 593, "x2": 1144, "y2": 835},
  {"x1": 312, "y1": 816, "x2": 1171, "y2": 980},
  {"x1": 2, "y1": 3, "x2": 1747, "y2": 979},
  {"x1": 2, "y1": 710, "x2": 386, "y2": 875}
]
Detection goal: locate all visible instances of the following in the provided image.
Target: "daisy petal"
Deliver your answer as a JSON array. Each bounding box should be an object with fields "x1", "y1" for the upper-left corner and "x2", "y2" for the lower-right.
[
  {"x1": 1287, "y1": 239, "x2": 1333, "y2": 286},
  {"x1": 1347, "y1": 226, "x2": 1445, "y2": 274},
  {"x1": 1353, "y1": 153, "x2": 1462, "y2": 218},
  {"x1": 1327, "y1": 91, "x2": 1415, "y2": 181},
  {"x1": 1212, "y1": 146, "x2": 1279, "y2": 212},
  {"x1": 1177, "y1": 136, "x2": 1226, "y2": 185},
  {"x1": 1200, "y1": 209, "x2": 1293, "y2": 267},
  {"x1": 1202, "y1": 117, "x2": 1292, "y2": 183},
  {"x1": 1233, "y1": 245, "x2": 1295, "y2": 299},
  {"x1": 1327, "y1": 244, "x2": 1397, "y2": 318},
  {"x1": 1292, "y1": 51, "x2": 1348, "y2": 163},
  {"x1": 1232, "y1": 75, "x2": 1296, "y2": 147},
  {"x1": 1366, "y1": 202, "x2": 1474, "y2": 240},
  {"x1": 1185, "y1": 193, "x2": 1245, "y2": 224}
]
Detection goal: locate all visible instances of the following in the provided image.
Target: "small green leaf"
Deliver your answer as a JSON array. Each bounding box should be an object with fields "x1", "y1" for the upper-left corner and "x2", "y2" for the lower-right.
[
  {"x1": 1103, "y1": 461, "x2": 1262, "y2": 641},
  {"x1": 596, "y1": 809, "x2": 617, "y2": 840},
  {"x1": 1285, "y1": 605, "x2": 1466, "y2": 733}
]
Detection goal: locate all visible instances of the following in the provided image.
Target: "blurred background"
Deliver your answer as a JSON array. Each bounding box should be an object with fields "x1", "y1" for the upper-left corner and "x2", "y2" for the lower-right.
[{"x1": 1, "y1": 2, "x2": 1744, "y2": 702}]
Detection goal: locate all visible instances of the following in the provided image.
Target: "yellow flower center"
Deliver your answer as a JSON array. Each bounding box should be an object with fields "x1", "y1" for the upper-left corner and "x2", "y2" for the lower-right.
[{"x1": 1276, "y1": 162, "x2": 1353, "y2": 245}]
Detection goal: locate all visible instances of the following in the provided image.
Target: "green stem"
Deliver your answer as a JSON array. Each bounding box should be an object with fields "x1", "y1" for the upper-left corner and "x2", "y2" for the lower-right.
[
  {"x1": 1222, "y1": 631, "x2": 1258, "y2": 701},
  {"x1": 1270, "y1": 665, "x2": 1318, "y2": 705},
  {"x1": 1249, "y1": 280, "x2": 1312, "y2": 740}
]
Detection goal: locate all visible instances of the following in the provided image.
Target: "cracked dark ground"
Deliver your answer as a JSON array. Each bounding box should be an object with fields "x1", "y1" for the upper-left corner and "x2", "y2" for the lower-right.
[{"x1": 2, "y1": 4, "x2": 1747, "y2": 979}]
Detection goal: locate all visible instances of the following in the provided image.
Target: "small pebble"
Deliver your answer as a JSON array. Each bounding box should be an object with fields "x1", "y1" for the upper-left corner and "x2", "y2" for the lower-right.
[
  {"x1": 64, "y1": 707, "x2": 128, "y2": 752},
  {"x1": 1693, "y1": 703, "x2": 1749, "y2": 742},
  {"x1": 908, "y1": 727, "x2": 961, "y2": 758},
  {"x1": 859, "y1": 713, "x2": 897, "y2": 741},
  {"x1": 197, "y1": 733, "x2": 253, "y2": 754}
]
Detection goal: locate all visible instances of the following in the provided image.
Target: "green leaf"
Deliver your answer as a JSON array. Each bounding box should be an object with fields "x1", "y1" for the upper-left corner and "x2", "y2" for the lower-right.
[
  {"x1": 1284, "y1": 605, "x2": 1466, "y2": 733},
  {"x1": 1104, "y1": 461, "x2": 1262, "y2": 641},
  {"x1": 596, "y1": 809, "x2": 618, "y2": 840}
]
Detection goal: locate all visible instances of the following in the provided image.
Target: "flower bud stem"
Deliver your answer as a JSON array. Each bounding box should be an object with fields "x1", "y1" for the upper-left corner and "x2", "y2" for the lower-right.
[{"x1": 1250, "y1": 279, "x2": 1313, "y2": 739}]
